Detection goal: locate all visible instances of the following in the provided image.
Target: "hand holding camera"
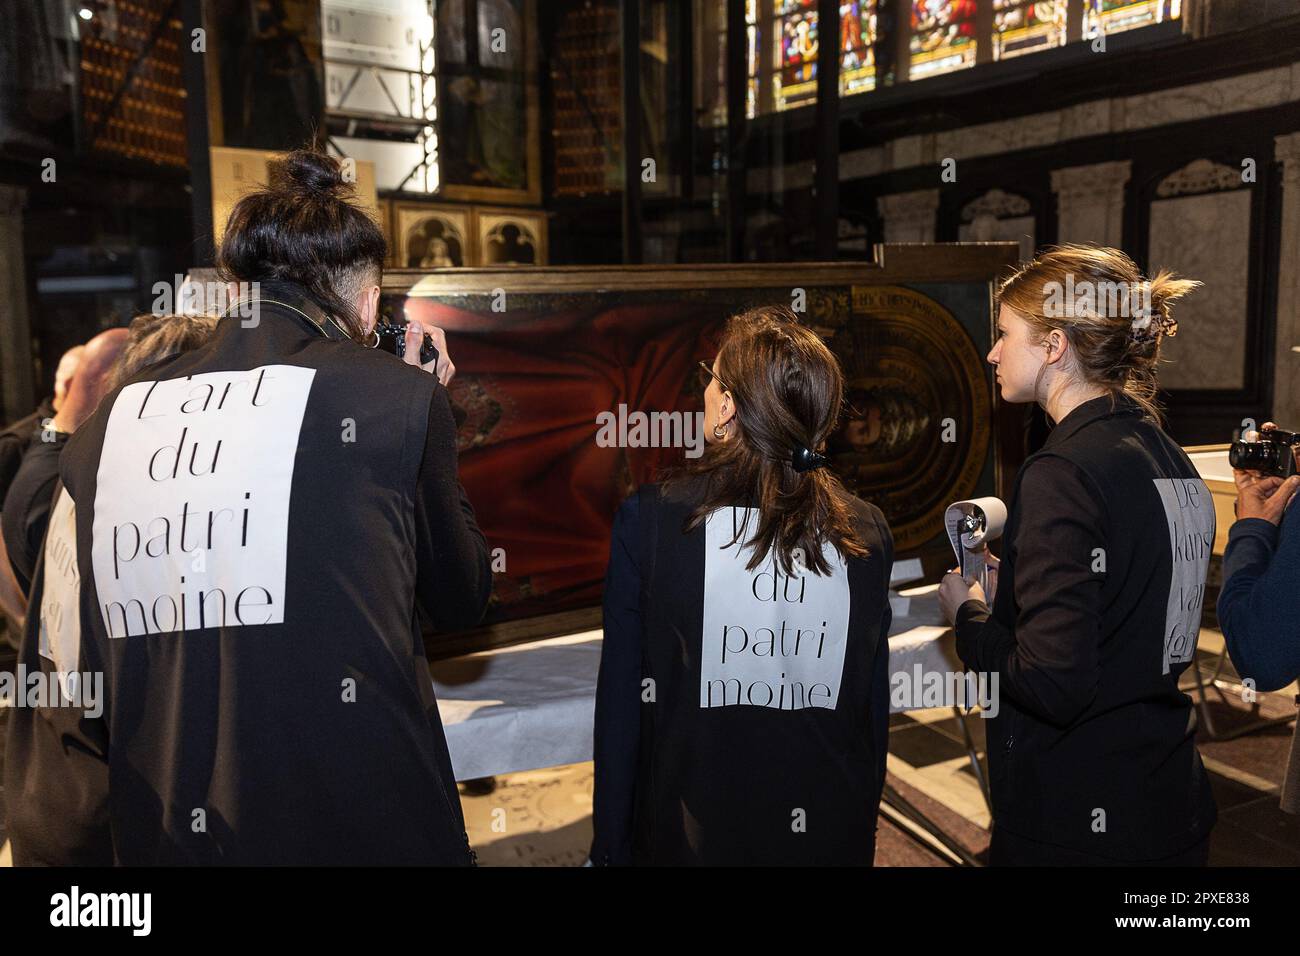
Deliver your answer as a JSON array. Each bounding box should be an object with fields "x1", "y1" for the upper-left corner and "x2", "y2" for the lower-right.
[
  {"x1": 1231, "y1": 422, "x2": 1300, "y2": 525},
  {"x1": 1230, "y1": 423, "x2": 1300, "y2": 478},
  {"x1": 376, "y1": 321, "x2": 457, "y2": 385}
]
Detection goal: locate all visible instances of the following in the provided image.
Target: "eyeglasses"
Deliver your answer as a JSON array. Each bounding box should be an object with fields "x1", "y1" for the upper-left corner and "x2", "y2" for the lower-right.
[{"x1": 698, "y1": 360, "x2": 733, "y2": 394}]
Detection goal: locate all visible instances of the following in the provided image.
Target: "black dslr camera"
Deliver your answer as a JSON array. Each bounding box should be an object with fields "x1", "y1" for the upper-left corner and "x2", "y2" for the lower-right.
[
  {"x1": 375, "y1": 321, "x2": 439, "y2": 366},
  {"x1": 1229, "y1": 426, "x2": 1300, "y2": 478}
]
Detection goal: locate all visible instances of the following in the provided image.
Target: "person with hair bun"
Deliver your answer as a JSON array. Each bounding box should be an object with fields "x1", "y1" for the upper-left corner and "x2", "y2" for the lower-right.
[
  {"x1": 7, "y1": 149, "x2": 492, "y2": 865},
  {"x1": 590, "y1": 305, "x2": 894, "y2": 865},
  {"x1": 938, "y1": 244, "x2": 1217, "y2": 865}
]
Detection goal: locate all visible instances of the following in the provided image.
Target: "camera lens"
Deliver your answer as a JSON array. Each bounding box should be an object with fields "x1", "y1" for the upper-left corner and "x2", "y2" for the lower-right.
[{"x1": 1229, "y1": 441, "x2": 1281, "y2": 472}]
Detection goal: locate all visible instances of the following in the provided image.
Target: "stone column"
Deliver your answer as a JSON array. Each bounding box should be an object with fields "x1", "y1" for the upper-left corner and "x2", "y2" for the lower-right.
[
  {"x1": 1272, "y1": 132, "x2": 1300, "y2": 425},
  {"x1": 1050, "y1": 160, "x2": 1131, "y2": 248},
  {"x1": 0, "y1": 185, "x2": 35, "y2": 423},
  {"x1": 876, "y1": 188, "x2": 939, "y2": 243}
]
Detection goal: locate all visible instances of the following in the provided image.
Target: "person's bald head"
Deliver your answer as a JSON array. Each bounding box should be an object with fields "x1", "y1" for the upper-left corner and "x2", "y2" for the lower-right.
[
  {"x1": 52, "y1": 345, "x2": 85, "y2": 411},
  {"x1": 55, "y1": 328, "x2": 130, "y2": 433},
  {"x1": 78, "y1": 328, "x2": 129, "y2": 383}
]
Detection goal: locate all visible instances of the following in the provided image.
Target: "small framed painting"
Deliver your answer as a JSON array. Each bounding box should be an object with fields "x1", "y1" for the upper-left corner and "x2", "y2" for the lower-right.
[
  {"x1": 393, "y1": 202, "x2": 474, "y2": 269},
  {"x1": 474, "y1": 206, "x2": 547, "y2": 266}
]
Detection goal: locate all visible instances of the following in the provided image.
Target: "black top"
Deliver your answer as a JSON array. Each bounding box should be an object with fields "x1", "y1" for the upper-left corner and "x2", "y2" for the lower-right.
[
  {"x1": 592, "y1": 479, "x2": 894, "y2": 865},
  {"x1": 0, "y1": 398, "x2": 54, "y2": 506},
  {"x1": 4, "y1": 281, "x2": 493, "y2": 865},
  {"x1": 955, "y1": 394, "x2": 1217, "y2": 861},
  {"x1": 1, "y1": 429, "x2": 68, "y2": 594}
]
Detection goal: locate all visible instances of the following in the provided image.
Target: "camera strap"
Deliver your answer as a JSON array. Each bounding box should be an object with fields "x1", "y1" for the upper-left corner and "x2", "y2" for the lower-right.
[{"x1": 221, "y1": 283, "x2": 353, "y2": 343}]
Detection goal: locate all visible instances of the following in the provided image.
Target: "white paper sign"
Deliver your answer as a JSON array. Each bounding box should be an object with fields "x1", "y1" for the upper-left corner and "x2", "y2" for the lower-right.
[
  {"x1": 92, "y1": 365, "x2": 316, "y2": 638},
  {"x1": 39, "y1": 489, "x2": 81, "y2": 672},
  {"x1": 1153, "y1": 477, "x2": 1215, "y2": 675},
  {"x1": 699, "y1": 507, "x2": 852, "y2": 710}
]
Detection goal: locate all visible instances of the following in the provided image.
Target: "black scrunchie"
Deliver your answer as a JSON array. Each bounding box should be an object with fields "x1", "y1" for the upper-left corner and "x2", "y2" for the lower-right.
[{"x1": 791, "y1": 446, "x2": 829, "y2": 472}]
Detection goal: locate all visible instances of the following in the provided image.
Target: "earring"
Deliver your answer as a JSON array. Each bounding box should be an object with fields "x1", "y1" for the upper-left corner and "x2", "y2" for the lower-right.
[
  {"x1": 713, "y1": 422, "x2": 727, "y2": 439},
  {"x1": 362, "y1": 326, "x2": 380, "y2": 349}
]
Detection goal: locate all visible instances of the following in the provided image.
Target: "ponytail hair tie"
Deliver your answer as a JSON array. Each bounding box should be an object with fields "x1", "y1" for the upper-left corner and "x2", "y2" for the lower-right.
[{"x1": 791, "y1": 446, "x2": 829, "y2": 472}]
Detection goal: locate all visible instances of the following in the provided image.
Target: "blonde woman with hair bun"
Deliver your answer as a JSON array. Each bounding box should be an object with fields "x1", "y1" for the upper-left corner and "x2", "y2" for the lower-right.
[{"x1": 938, "y1": 244, "x2": 1218, "y2": 866}]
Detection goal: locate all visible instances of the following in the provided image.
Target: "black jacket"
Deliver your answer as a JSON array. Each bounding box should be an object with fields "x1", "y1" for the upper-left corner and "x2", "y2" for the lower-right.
[
  {"x1": 955, "y1": 395, "x2": 1217, "y2": 861},
  {"x1": 0, "y1": 398, "x2": 54, "y2": 505},
  {"x1": 4, "y1": 281, "x2": 493, "y2": 864},
  {"x1": 1, "y1": 429, "x2": 68, "y2": 594},
  {"x1": 592, "y1": 480, "x2": 894, "y2": 865}
]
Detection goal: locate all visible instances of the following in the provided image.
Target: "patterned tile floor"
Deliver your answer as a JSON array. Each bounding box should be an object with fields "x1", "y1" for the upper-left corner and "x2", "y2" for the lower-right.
[
  {"x1": 459, "y1": 629, "x2": 1298, "y2": 866},
  {"x1": 1, "y1": 627, "x2": 1294, "y2": 866}
]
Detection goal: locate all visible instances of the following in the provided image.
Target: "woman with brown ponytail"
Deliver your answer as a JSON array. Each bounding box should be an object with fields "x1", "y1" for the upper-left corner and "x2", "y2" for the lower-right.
[
  {"x1": 590, "y1": 305, "x2": 894, "y2": 865},
  {"x1": 937, "y1": 244, "x2": 1217, "y2": 865}
]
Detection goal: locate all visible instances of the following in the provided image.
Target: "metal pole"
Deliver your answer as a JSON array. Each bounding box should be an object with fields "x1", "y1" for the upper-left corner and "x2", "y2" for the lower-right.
[
  {"x1": 180, "y1": 0, "x2": 214, "y2": 265},
  {"x1": 724, "y1": 0, "x2": 746, "y2": 262},
  {"x1": 620, "y1": 0, "x2": 643, "y2": 264},
  {"x1": 815, "y1": 0, "x2": 840, "y2": 260}
]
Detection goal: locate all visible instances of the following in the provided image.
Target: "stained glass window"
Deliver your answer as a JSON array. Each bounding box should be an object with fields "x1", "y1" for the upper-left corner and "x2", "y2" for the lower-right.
[
  {"x1": 730, "y1": 0, "x2": 1180, "y2": 112},
  {"x1": 993, "y1": 0, "x2": 1069, "y2": 60},
  {"x1": 1083, "y1": 0, "x2": 1182, "y2": 40},
  {"x1": 909, "y1": 0, "x2": 978, "y2": 80},
  {"x1": 774, "y1": 1, "x2": 820, "y2": 111},
  {"x1": 743, "y1": 0, "x2": 878, "y2": 114},
  {"x1": 840, "y1": 1, "x2": 878, "y2": 96},
  {"x1": 911, "y1": 0, "x2": 1179, "y2": 79},
  {"x1": 746, "y1": 0, "x2": 761, "y2": 117}
]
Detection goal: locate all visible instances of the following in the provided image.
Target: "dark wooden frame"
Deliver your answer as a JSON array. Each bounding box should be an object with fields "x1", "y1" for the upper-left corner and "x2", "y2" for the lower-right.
[
  {"x1": 383, "y1": 241, "x2": 1020, "y2": 292},
  {"x1": 620, "y1": 0, "x2": 642, "y2": 262},
  {"x1": 839, "y1": 107, "x2": 1298, "y2": 450},
  {"x1": 384, "y1": 241, "x2": 1024, "y2": 656},
  {"x1": 935, "y1": 175, "x2": 1053, "y2": 261},
  {"x1": 1128, "y1": 118, "x2": 1284, "y2": 445},
  {"x1": 435, "y1": 0, "x2": 543, "y2": 205}
]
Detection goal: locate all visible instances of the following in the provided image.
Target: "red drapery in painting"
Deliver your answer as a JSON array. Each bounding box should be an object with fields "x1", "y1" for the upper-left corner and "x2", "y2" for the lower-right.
[{"x1": 404, "y1": 297, "x2": 725, "y2": 624}]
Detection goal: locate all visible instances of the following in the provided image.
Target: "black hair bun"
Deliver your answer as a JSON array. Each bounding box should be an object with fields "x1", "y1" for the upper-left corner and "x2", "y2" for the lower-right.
[{"x1": 268, "y1": 149, "x2": 349, "y2": 200}]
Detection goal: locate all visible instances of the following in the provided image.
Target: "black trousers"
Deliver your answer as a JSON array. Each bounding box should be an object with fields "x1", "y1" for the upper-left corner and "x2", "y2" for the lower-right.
[{"x1": 990, "y1": 827, "x2": 1212, "y2": 866}]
